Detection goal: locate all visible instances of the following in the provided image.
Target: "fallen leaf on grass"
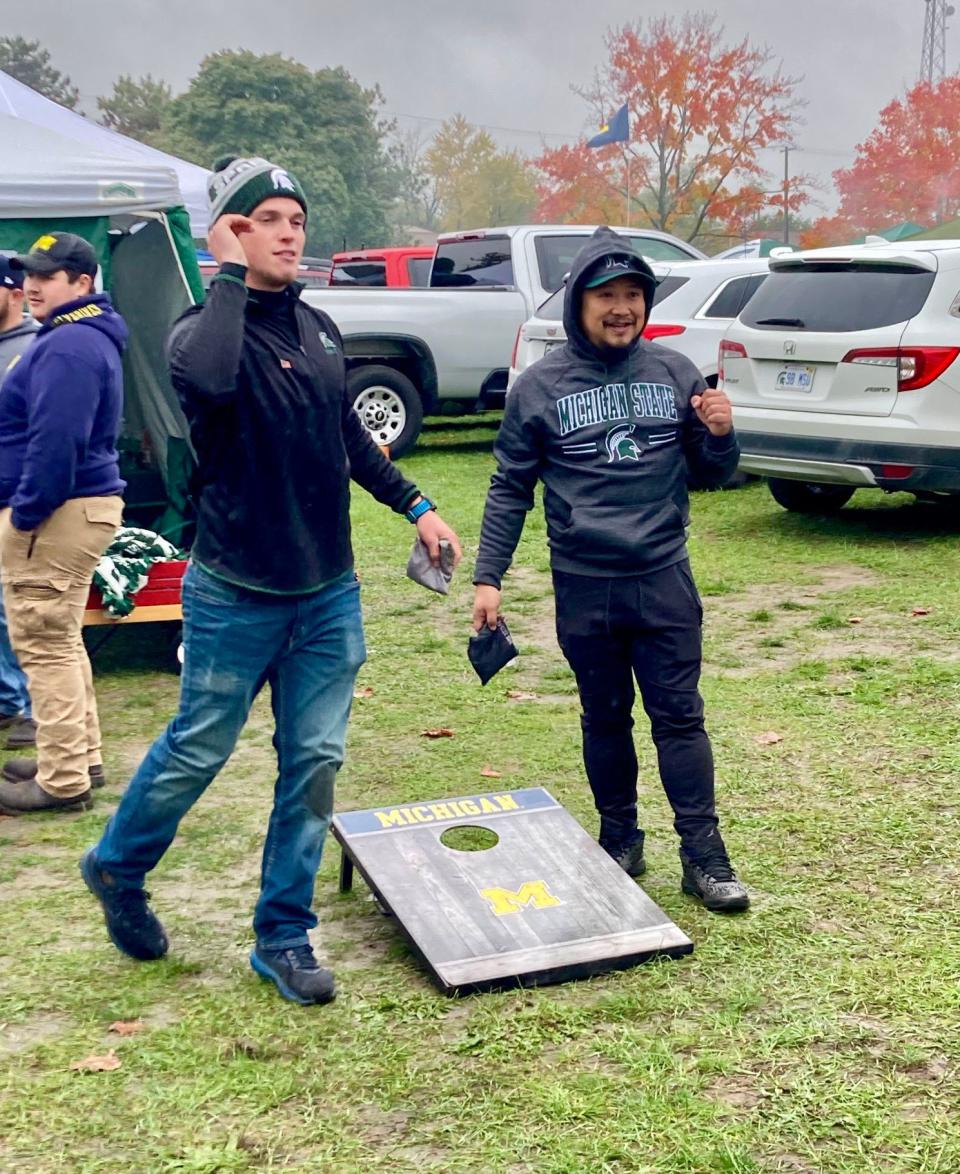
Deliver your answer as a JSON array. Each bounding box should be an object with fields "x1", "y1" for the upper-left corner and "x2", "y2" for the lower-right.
[
  {"x1": 108, "y1": 1020, "x2": 143, "y2": 1037},
  {"x1": 480, "y1": 766, "x2": 502, "y2": 779},
  {"x1": 911, "y1": 607, "x2": 931, "y2": 617},
  {"x1": 848, "y1": 616, "x2": 863, "y2": 624},
  {"x1": 754, "y1": 731, "x2": 784, "y2": 746},
  {"x1": 71, "y1": 1050, "x2": 121, "y2": 1073},
  {"x1": 421, "y1": 728, "x2": 455, "y2": 739},
  {"x1": 353, "y1": 686, "x2": 375, "y2": 699},
  {"x1": 506, "y1": 689, "x2": 539, "y2": 701}
]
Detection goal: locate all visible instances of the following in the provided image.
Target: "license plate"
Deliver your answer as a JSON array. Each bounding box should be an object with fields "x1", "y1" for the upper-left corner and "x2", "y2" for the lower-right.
[{"x1": 776, "y1": 363, "x2": 815, "y2": 391}]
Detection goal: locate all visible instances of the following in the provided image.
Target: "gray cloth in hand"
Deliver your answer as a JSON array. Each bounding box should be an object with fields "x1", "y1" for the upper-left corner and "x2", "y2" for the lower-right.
[{"x1": 407, "y1": 537, "x2": 455, "y2": 594}]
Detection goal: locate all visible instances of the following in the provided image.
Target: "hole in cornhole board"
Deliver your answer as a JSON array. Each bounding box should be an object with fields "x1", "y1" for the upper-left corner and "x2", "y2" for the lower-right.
[
  {"x1": 440, "y1": 825, "x2": 499, "y2": 852},
  {"x1": 333, "y1": 787, "x2": 694, "y2": 995}
]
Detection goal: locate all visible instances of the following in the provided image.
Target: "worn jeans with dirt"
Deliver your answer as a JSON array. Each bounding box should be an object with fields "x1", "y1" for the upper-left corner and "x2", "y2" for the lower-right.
[
  {"x1": 0, "y1": 497, "x2": 122, "y2": 798},
  {"x1": 93, "y1": 562, "x2": 366, "y2": 949}
]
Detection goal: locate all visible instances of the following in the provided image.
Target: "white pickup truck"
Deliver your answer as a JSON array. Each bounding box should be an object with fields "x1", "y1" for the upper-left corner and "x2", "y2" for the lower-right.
[{"x1": 303, "y1": 223, "x2": 704, "y2": 455}]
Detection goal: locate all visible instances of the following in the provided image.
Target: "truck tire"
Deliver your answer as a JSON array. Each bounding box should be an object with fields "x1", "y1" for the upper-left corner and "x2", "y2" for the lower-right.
[
  {"x1": 347, "y1": 366, "x2": 424, "y2": 458},
  {"x1": 768, "y1": 478, "x2": 855, "y2": 514}
]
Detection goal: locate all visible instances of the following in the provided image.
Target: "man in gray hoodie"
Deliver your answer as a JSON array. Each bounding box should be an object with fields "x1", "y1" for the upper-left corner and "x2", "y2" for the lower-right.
[
  {"x1": 473, "y1": 226, "x2": 748, "y2": 913},
  {"x1": 0, "y1": 256, "x2": 37, "y2": 749}
]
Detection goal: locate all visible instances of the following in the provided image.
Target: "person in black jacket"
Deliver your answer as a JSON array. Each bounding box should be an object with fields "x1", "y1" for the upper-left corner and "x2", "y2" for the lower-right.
[
  {"x1": 83, "y1": 156, "x2": 461, "y2": 1004},
  {"x1": 473, "y1": 227, "x2": 748, "y2": 913}
]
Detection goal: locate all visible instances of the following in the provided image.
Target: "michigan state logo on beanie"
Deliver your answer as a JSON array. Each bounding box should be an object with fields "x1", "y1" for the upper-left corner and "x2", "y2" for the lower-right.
[{"x1": 208, "y1": 155, "x2": 308, "y2": 223}]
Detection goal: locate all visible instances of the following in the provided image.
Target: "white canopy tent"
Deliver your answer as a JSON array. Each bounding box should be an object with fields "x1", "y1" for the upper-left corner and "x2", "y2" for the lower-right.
[{"x1": 0, "y1": 69, "x2": 210, "y2": 238}]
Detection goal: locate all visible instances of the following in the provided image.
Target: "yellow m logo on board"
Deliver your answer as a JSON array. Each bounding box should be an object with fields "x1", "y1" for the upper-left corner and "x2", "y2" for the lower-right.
[
  {"x1": 479, "y1": 880, "x2": 562, "y2": 917},
  {"x1": 31, "y1": 234, "x2": 58, "y2": 252}
]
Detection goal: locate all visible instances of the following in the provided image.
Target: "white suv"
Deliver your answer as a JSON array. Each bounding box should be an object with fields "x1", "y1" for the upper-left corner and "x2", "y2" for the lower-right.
[
  {"x1": 720, "y1": 240, "x2": 960, "y2": 511},
  {"x1": 508, "y1": 258, "x2": 770, "y2": 390}
]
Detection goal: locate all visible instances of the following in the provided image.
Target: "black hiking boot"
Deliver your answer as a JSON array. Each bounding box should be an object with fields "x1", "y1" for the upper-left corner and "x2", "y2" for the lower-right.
[
  {"x1": 601, "y1": 829, "x2": 647, "y2": 878},
  {"x1": 80, "y1": 849, "x2": 169, "y2": 961},
  {"x1": 251, "y1": 943, "x2": 337, "y2": 1006},
  {"x1": 3, "y1": 758, "x2": 105, "y2": 788},
  {"x1": 680, "y1": 833, "x2": 749, "y2": 913}
]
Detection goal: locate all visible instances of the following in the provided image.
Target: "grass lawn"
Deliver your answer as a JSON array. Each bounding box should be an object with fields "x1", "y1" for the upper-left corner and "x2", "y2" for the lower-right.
[{"x1": 1, "y1": 415, "x2": 959, "y2": 1173}]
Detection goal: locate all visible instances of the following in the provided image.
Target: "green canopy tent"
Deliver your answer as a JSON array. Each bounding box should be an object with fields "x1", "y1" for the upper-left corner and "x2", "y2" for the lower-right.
[{"x1": 0, "y1": 113, "x2": 205, "y2": 544}]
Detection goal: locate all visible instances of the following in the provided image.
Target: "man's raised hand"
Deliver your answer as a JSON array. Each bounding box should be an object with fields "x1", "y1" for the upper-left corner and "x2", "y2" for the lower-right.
[
  {"x1": 207, "y1": 214, "x2": 255, "y2": 268},
  {"x1": 690, "y1": 386, "x2": 733, "y2": 437}
]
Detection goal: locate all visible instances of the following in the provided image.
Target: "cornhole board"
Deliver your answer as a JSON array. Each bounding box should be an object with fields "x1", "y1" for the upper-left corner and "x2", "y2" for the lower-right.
[
  {"x1": 83, "y1": 559, "x2": 186, "y2": 626},
  {"x1": 332, "y1": 786, "x2": 693, "y2": 994}
]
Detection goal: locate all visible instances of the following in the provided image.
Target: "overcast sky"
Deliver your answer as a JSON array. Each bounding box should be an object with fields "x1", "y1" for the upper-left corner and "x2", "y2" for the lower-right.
[{"x1": 5, "y1": 0, "x2": 945, "y2": 214}]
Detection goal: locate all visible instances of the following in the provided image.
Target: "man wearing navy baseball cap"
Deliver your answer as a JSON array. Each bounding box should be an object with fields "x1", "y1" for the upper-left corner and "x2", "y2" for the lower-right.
[{"x1": 0, "y1": 231, "x2": 126, "y2": 815}]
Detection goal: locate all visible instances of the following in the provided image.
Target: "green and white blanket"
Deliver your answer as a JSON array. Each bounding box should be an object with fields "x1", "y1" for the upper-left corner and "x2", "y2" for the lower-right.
[{"x1": 92, "y1": 527, "x2": 181, "y2": 618}]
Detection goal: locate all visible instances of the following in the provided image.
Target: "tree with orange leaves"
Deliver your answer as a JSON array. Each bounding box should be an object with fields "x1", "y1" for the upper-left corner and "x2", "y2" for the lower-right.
[
  {"x1": 535, "y1": 13, "x2": 807, "y2": 243},
  {"x1": 830, "y1": 78, "x2": 960, "y2": 233}
]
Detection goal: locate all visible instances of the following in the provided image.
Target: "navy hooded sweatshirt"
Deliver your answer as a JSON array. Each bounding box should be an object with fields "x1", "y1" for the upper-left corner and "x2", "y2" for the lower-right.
[
  {"x1": 0, "y1": 293, "x2": 127, "y2": 531},
  {"x1": 474, "y1": 227, "x2": 739, "y2": 587}
]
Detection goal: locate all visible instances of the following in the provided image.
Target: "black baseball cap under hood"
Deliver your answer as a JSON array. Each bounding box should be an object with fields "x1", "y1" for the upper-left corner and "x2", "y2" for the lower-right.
[{"x1": 562, "y1": 226, "x2": 659, "y2": 357}]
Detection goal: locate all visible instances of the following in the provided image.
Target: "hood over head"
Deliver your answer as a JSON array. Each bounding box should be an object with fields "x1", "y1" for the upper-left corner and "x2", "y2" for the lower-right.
[{"x1": 562, "y1": 226, "x2": 659, "y2": 359}]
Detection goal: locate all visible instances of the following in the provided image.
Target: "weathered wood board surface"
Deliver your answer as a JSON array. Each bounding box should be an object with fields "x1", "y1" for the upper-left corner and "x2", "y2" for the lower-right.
[{"x1": 332, "y1": 787, "x2": 693, "y2": 994}]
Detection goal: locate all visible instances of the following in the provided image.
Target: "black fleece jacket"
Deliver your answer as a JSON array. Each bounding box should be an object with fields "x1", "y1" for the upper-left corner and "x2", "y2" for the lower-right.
[
  {"x1": 474, "y1": 227, "x2": 739, "y2": 587},
  {"x1": 169, "y1": 264, "x2": 419, "y2": 593}
]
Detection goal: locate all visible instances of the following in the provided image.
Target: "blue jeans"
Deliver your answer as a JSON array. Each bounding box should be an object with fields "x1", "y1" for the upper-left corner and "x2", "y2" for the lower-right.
[
  {"x1": 0, "y1": 592, "x2": 30, "y2": 718},
  {"x1": 94, "y1": 562, "x2": 366, "y2": 948}
]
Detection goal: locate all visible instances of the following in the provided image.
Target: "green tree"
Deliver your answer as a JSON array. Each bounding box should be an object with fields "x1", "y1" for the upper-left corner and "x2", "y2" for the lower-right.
[
  {"x1": 0, "y1": 36, "x2": 78, "y2": 108},
  {"x1": 98, "y1": 74, "x2": 172, "y2": 145},
  {"x1": 425, "y1": 115, "x2": 538, "y2": 230},
  {"x1": 158, "y1": 50, "x2": 394, "y2": 255}
]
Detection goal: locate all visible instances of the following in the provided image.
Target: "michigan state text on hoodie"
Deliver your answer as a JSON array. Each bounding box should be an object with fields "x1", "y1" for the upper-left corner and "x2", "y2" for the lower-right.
[
  {"x1": 474, "y1": 227, "x2": 739, "y2": 587},
  {"x1": 0, "y1": 294, "x2": 127, "y2": 531}
]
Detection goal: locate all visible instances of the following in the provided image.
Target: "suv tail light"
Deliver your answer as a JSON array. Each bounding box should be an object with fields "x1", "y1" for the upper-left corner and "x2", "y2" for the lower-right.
[
  {"x1": 643, "y1": 323, "x2": 686, "y2": 340},
  {"x1": 841, "y1": 346, "x2": 960, "y2": 391},
  {"x1": 718, "y1": 339, "x2": 747, "y2": 383},
  {"x1": 510, "y1": 325, "x2": 523, "y2": 369}
]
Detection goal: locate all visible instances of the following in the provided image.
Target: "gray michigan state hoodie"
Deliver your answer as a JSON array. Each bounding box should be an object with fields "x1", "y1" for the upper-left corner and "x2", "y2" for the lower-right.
[{"x1": 474, "y1": 226, "x2": 739, "y2": 586}]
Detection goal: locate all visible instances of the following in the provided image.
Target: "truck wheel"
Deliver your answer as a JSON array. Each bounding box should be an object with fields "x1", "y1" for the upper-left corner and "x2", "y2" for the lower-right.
[
  {"x1": 768, "y1": 478, "x2": 855, "y2": 513},
  {"x1": 347, "y1": 366, "x2": 424, "y2": 458}
]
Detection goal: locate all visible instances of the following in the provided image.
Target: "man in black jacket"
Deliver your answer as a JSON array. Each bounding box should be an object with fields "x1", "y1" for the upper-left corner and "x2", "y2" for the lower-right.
[
  {"x1": 473, "y1": 227, "x2": 748, "y2": 913},
  {"x1": 83, "y1": 156, "x2": 461, "y2": 1003}
]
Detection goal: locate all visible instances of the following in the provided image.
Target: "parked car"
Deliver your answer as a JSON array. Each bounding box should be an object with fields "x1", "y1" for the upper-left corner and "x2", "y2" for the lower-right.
[
  {"x1": 713, "y1": 238, "x2": 797, "y2": 260},
  {"x1": 719, "y1": 239, "x2": 960, "y2": 511},
  {"x1": 330, "y1": 246, "x2": 434, "y2": 287},
  {"x1": 302, "y1": 224, "x2": 705, "y2": 455},
  {"x1": 196, "y1": 253, "x2": 332, "y2": 288},
  {"x1": 508, "y1": 257, "x2": 770, "y2": 390}
]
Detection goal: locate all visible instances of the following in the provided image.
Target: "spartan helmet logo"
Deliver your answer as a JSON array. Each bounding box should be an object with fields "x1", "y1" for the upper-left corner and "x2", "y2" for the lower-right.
[
  {"x1": 605, "y1": 424, "x2": 643, "y2": 463},
  {"x1": 270, "y1": 168, "x2": 296, "y2": 192}
]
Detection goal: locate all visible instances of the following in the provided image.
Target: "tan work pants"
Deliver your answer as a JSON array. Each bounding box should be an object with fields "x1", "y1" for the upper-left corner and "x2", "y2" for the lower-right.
[{"x1": 0, "y1": 496, "x2": 122, "y2": 798}]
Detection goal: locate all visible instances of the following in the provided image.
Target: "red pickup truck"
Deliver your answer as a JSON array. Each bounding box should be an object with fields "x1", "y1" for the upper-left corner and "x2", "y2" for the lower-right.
[{"x1": 329, "y1": 246, "x2": 434, "y2": 288}]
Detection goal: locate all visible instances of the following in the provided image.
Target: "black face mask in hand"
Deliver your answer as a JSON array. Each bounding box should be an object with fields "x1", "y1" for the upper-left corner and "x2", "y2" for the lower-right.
[{"x1": 467, "y1": 617, "x2": 519, "y2": 685}]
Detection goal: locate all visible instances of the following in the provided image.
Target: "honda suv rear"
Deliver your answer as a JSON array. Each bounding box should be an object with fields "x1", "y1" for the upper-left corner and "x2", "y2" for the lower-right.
[{"x1": 719, "y1": 240, "x2": 960, "y2": 511}]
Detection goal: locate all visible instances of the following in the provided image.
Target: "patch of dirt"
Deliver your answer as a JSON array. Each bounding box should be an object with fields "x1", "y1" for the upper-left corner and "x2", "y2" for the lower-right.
[
  {"x1": 704, "y1": 1074, "x2": 763, "y2": 1111},
  {"x1": 701, "y1": 563, "x2": 952, "y2": 677},
  {"x1": 771, "y1": 1155, "x2": 820, "y2": 1173},
  {"x1": 354, "y1": 1104, "x2": 413, "y2": 1146},
  {"x1": 0, "y1": 1012, "x2": 71, "y2": 1056}
]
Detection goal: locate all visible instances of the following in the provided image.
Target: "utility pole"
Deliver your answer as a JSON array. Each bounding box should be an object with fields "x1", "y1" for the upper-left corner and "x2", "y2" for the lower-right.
[{"x1": 921, "y1": 0, "x2": 954, "y2": 83}]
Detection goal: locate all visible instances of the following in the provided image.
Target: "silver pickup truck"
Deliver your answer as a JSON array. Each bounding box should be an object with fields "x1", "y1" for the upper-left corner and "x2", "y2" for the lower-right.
[{"x1": 303, "y1": 223, "x2": 704, "y2": 455}]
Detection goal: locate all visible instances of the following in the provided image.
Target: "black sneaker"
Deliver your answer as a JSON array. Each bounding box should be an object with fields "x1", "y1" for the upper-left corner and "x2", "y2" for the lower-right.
[
  {"x1": 680, "y1": 838, "x2": 749, "y2": 913},
  {"x1": 5, "y1": 716, "x2": 36, "y2": 749},
  {"x1": 251, "y1": 943, "x2": 337, "y2": 1006},
  {"x1": 601, "y1": 829, "x2": 647, "y2": 878},
  {"x1": 80, "y1": 849, "x2": 169, "y2": 960}
]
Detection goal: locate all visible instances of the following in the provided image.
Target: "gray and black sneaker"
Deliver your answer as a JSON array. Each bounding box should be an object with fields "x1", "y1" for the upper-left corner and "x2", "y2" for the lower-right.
[
  {"x1": 80, "y1": 849, "x2": 169, "y2": 960},
  {"x1": 251, "y1": 943, "x2": 337, "y2": 1006},
  {"x1": 680, "y1": 839, "x2": 749, "y2": 913},
  {"x1": 601, "y1": 829, "x2": 647, "y2": 878}
]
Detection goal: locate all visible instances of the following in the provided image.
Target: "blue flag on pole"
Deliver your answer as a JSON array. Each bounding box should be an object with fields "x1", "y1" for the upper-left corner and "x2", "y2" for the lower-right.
[{"x1": 586, "y1": 103, "x2": 629, "y2": 148}]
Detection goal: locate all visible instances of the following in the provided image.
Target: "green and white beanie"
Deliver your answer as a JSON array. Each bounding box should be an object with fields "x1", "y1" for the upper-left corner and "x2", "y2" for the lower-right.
[{"x1": 207, "y1": 155, "x2": 308, "y2": 223}]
